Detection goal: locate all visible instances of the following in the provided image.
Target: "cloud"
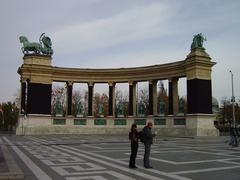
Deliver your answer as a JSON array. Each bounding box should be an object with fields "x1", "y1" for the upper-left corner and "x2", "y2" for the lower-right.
[{"x1": 51, "y1": 2, "x2": 170, "y2": 54}]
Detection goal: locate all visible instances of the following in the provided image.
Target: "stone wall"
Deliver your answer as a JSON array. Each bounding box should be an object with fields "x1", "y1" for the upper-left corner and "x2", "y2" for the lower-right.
[{"x1": 16, "y1": 114, "x2": 219, "y2": 136}]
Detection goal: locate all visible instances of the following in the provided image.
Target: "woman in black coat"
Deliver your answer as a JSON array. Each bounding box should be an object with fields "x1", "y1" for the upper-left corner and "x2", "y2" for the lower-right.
[{"x1": 129, "y1": 123, "x2": 139, "y2": 168}]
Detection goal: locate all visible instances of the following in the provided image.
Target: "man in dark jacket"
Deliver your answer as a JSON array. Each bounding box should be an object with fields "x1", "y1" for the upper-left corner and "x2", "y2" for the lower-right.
[
  {"x1": 229, "y1": 122, "x2": 239, "y2": 147},
  {"x1": 142, "y1": 122, "x2": 155, "y2": 168}
]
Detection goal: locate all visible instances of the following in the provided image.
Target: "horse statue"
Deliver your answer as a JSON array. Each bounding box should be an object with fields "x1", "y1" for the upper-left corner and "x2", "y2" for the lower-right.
[
  {"x1": 19, "y1": 33, "x2": 53, "y2": 55},
  {"x1": 191, "y1": 33, "x2": 206, "y2": 50},
  {"x1": 19, "y1": 36, "x2": 42, "y2": 54}
]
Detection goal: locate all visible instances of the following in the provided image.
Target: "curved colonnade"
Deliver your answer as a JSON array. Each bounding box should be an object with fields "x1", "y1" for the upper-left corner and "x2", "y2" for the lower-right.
[{"x1": 17, "y1": 48, "x2": 218, "y2": 136}]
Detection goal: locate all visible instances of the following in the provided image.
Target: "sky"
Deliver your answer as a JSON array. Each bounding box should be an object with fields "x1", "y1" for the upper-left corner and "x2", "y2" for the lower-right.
[{"x1": 0, "y1": 0, "x2": 240, "y2": 104}]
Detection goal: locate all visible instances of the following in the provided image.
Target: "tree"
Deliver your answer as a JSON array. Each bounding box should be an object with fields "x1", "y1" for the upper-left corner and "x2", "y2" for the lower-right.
[
  {"x1": 217, "y1": 97, "x2": 240, "y2": 132},
  {"x1": 157, "y1": 81, "x2": 168, "y2": 115},
  {"x1": 218, "y1": 97, "x2": 232, "y2": 124},
  {"x1": 0, "y1": 102, "x2": 19, "y2": 131}
]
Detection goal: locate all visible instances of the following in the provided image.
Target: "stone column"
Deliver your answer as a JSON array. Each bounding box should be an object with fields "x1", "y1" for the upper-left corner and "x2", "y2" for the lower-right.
[
  {"x1": 108, "y1": 82, "x2": 115, "y2": 117},
  {"x1": 27, "y1": 82, "x2": 52, "y2": 115},
  {"x1": 173, "y1": 78, "x2": 179, "y2": 115},
  {"x1": 88, "y1": 82, "x2": 94, "y2": 116},
  {"x1": 20, "y1": 79, "x2": 27, "y2": 114},
  {"x1": 148, "y1": 80, "x2": 157, "y2": 116},
  {"x1": 129, "y1": 81, "x2": 137, "y2": 116},
  {"x1": 66, "y1": 81, "x2": 73, "y2": 116},
  {"x1": 152, "y1": 80, "x2": 158, "y2": 116},
  {"x1": 168, "y1": 79, "x2": 173, "y2": 115},
  {"x1": 168, "y1": 78, "x2": 179, "y2": 115},
  {"x1": 185, "y1": 48, "x2": 215, "y2": 114}
]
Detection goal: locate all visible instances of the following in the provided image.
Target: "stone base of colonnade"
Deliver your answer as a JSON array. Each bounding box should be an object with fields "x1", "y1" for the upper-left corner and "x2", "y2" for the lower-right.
[
  {"x1": 184, "y1": 114, "x2": 219, "y2": 136},
  {"x1": 15, "y1": 114, "x2": 219, "y2": 136}
]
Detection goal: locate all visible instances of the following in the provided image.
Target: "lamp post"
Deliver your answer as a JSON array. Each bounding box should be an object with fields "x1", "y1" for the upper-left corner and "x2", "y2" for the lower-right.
[{"x1": 230, "y1": 71, "x2": 236, "y2": 127}]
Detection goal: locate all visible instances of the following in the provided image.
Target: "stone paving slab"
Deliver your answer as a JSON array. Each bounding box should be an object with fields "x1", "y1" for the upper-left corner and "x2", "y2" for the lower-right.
[
  {"x1": 0, "y1": 146, "x2": 8, "y2": 173},
  {"x1": 2, "y1": 135, "x2": 240, "y2": 180},
  {"x1": 0, "y1": 136, "x2": 24, "y2": 179}
]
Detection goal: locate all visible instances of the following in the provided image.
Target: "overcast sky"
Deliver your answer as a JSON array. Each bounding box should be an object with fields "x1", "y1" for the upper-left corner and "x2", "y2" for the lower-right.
[{"x1": 0, "y1": 0, "x2": 240, "y2": 104}]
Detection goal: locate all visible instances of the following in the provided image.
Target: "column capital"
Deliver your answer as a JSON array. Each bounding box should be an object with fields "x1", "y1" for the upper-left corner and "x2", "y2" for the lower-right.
[
  {"x1": 108, "y1": 81, "x2": 116, "y2": 86},
  {"x1": 67, "y1": 81, "x2": 73, "y2": 86},
  {"x1": 88, "y1": 82, "x2": 95, "y2": 86},
  {"x1": 149, "y1": 80, "x2": 158, "y2": 84},
  {"x1": 168, "y1": 77, "x2": 179, "y2": 82},
  {"x1": 128, "y1": 81, "x2": 137, "y2": 86}
]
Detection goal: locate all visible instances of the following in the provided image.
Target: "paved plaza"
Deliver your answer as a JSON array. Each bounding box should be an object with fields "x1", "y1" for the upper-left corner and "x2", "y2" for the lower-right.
[{"x1": 0, "y1": 134, "x2": 240, "y2": 180}]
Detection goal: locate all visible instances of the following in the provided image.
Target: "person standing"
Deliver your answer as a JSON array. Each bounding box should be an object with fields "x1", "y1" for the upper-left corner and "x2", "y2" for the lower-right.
[
  {"x1": 229, "y1": 121, "x2": 238, "y2": 147},
  {"x1": 229, "y1": 121, "x2": 240, "y2": 147},
  {"x1": 129, "y1": 123, "x2": 139, "y2": 168},
  {"x1": 142, "y1": 122, "x2": 155, "y2": 168}
]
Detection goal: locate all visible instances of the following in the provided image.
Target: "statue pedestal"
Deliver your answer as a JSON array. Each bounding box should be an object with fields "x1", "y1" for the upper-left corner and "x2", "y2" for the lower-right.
[
  {"x1": 56, "y1": 114, "x2": 63, "y2": 117},
  {"x1": 23, "y1": 54, "x2": 52, "y2": 66},
  {"x1": 138, "y1": 114, "x2": 145, "y2": 118}
]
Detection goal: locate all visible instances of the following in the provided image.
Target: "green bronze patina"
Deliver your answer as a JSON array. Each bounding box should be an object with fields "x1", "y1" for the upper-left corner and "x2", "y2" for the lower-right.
[
  {"x1": 138, "y1": 101, "x2": 145, "y2": 117},
  {"x1": 99, "y1": 103, "x2": 104, "y2": 115},
  {"x1": 191, "y1": 33, "x2": 206, "y2": 50},
  {"x1": 117, "y1": 102, "x2": 124, "y2": 117},
  {"x1": 19, "y1": 33, "x2": 53, "y2": 55},
  {"x1": 55, "y1": 98, "x2": 63, "y2": 116},
  {"x1": 76, "y1": 101, "x2": 83, "y2": 115}
]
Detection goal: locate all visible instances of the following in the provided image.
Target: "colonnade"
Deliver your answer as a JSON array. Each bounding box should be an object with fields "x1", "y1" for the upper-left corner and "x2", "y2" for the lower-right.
[
  {"x1": 17, "y1": 47, "x2": 218, "y2": 136},
  {"x1": 19, "y1": 47, "x2": 214, "y2": 117},
  {"x1": 20, "y1": 78, "x2": 180, "y2": 117}
]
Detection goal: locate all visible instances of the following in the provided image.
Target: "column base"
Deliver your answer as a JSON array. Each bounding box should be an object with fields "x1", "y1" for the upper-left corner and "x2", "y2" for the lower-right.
[{"x1": 186, "y1": 114, "x2": 219, "y2": 136}]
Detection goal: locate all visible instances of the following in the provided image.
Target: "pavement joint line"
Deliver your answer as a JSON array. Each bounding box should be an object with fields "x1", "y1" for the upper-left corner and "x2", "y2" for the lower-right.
[
  {"x1": 82, "y1": 144, "x2": 105, "y2": 149},
  {"x1": 58, "y1": 145, "x2": 191, "y2": 180},
  {"x1": 0, "y1": 137, "x2": 24, "y2": 179},
  {"x1": 171, "y1": 165, "x2": 240, "y2": 175},
  {"x1": 28, "y1": 136, "x2": 192, "y2": 180},
  {"x1": 27, "y1": 137, "x2": 165, "y2": 180},
  {"x1": 164, "y1": 144, "x2": 240, "y2": 158},
  {"x1": 31, "y1": 135, "x2": 240, "y2": 177},
  {"x1": 25, "y1": 135, "x2": 240, "y2": 179},
  {"x1": 218, "y1": 160, "x2": 240, "y2": 165},
  {"x1": 2, "y1": 136, "x2": 52, "y2": 180},
  {"x1": 187, "y1": 149, "x2": 240, "y2": 157}
]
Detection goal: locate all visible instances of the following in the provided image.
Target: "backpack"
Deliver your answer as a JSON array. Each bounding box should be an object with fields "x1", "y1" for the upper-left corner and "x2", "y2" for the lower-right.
[{"x1": 139, "y1": 131, "x2": 145, "y2": 143}]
